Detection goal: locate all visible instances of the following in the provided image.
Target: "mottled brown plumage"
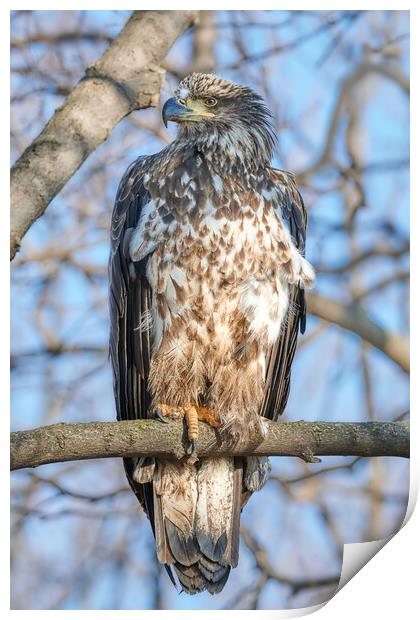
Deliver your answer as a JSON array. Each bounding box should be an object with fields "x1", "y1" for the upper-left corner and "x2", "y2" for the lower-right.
[{"x1": 109, "y1": 73, "x2": 315, "y2": 594}]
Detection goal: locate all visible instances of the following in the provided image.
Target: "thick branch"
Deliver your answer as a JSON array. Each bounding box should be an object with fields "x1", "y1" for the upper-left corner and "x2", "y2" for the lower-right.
[
  {"x1": 10, "y1": 420, "x2": 409, "y2": 471},
  {"x1": 307, "y1": 292, "x2": 409, "y2": 373},
  {"x1": 10, "y1": 10, "x2": 198, "y2": 259}
]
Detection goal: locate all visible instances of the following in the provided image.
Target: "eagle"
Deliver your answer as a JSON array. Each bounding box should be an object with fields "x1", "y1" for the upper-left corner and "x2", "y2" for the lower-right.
[{"x1": 109, "y1": 73, "x2": 315, "y2": 595}]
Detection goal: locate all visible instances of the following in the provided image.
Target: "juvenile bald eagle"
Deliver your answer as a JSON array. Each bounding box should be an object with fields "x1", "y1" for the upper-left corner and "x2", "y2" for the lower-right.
[{"x1": 109, "y1": 73, "x2": 315, "y2": 594}]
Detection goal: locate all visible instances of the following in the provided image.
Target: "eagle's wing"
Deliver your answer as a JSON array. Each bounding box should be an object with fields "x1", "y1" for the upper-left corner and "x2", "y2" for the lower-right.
[
  {"x1": 108, "y1": 157, "x2": 155, "y2": 517},
  {"x1": 259, "y1": 168, "x2": 308, "y2": 421}
]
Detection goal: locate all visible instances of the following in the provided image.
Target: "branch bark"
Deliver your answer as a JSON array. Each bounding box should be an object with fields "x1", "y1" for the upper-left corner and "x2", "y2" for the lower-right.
[
  {"x1": 10, "y1": 419, "x2": 409, "y2": 471},
  {"x1": 307, "y1": 292, "x2": 410, "y2": 373},
  {"x1": 10, "y1": 10, "x2": 198, "y2": 259}
]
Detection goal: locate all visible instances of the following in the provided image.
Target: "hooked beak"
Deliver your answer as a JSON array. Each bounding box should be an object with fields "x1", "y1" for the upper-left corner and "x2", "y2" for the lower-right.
[
  {"x1": 162, "y1": 97, "x2": 193, "y2": 128},
  {"x1": 162, "y1": 97, "x2": 215, "y2": 127}
]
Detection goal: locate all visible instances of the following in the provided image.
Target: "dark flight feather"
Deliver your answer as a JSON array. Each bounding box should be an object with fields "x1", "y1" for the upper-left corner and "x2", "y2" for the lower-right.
[
  {"x1": 259, "y1": 169, "x2": 308, "y2": 422},
  {"x1": 109, "y1": 158, "x2": 177, "y2": 587}
]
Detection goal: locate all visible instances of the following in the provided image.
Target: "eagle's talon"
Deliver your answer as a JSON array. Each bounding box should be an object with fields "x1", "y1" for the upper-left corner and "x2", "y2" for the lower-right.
[
  {"x1": 185, "y1": 437, "x2": 197, "y2": 457},
  {"x1": 189, "y1": 437, "x2": 198, "y2": 455},
  {"x1": 154, "y1": 408, "x2": 170, "y2": 424}
]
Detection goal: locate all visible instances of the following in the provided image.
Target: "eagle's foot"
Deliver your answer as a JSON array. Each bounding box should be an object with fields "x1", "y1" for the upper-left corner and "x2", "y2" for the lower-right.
[
  {"x1": 154, "y1": 403, "x2": 220, "y2": 456},
  {"x1": 196, "y1": 405, "x2": 221, "y2": 429},
  {"x1": 184, "y1": 404, "x2": 220, "y2": 454},
  {"x1": 154, "y1": 403, "x2": 187, "y2": 421},
  {"x1": 154, "y1": 406, "x2": 170, "y2": 424},
  {"x1": 154, "y1": 403, "x2": 198, "y2": 456}
]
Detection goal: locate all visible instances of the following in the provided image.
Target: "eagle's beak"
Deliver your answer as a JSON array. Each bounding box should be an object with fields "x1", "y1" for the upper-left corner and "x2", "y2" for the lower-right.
[
  {"x1": 162, "y1": 97, "x2": 193, "y2": 127},
  {"x1": 162, "y1": 97, "x2": 215, "y2": 127}
]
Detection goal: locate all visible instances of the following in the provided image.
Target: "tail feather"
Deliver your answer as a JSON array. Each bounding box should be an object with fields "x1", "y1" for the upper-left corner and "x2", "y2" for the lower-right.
[
  {"x1": 164, "y1": 519, "x2": 200, "y2": 566},
  {"x1": 226, "y1": 459, "x2": 243, "y2": 566},
  {"x1": 198, "y1": 556, "x2": 229, "y2": 582},
  {"x1": 153, "y1": 487, "x2": 175, "y2": 565},
  {"x1": 125, "y1": 454, "x2": 271, "y2": 594},
  {"x1": 153, "y1": 457, "x2": 243, "y2": 594},
  {"x1": 173, "y1": 563, "x2": 207, "y2": 594}
]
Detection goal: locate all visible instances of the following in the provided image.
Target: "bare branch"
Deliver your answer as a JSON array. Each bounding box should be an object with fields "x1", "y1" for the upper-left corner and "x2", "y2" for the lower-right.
[
  {"x1": 223, "y1": 12, "x2": 361, "y2": 71},
  {"x1": 297, "y1": 61, "x2": 409, "y2": 184},
  {"x1": 11, "y1": 31, "x2": 113, "y2": 49},
  {"x1": 352, "y1": 270, "x2": 409, "y2": 301},
  {"x1": 307, "y1": 292, "x2": 409, "y2": 373},
  {"x1": 10, "y1": 419, "x2": 409, "y2": 471},
  {"x1": 10, "y1": 10, "x2": 198, "y2": 259},
  {"x1": 315, "y1": 242, "x2": 409, "y2": 275},
  {"x1": 271, "y1": 456, "x2": 362, "y2": 485},
  {"x1": 190, "y1": 11, "x2": 216, "y2": 73},
  {"x1": 25, "y1": 472, "x2": 128, "y2": 503},
  {"x1": 11, "y1": 344, "x2": 107, "y2": 361},
  {"x1": 242, "y1": 527, "x2": 340, "y2": 595}
]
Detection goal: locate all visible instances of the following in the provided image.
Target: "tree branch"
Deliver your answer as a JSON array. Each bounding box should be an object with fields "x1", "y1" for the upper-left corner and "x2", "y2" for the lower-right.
[
  {"x1": 10, "y1": 10, "x2": 198, "y2": 259},
  {"x1": 297, "y1": 61, "x2": 409, "y2": 184},
  {"x1": 307, "y1": 292, "x2": 409, "y2": 373},
  {"x1": 315, "y1": 242, "x2": 409, "y2": 275},
  {"x1": 10, "y1": 419, "x2": 409, "y2": 471},
  {"x1": 11, "y1": 31, "x2": 113, "y2": 49},
  {"x1": 242, "y1": 527, "x2": 340, "y2": 595}
]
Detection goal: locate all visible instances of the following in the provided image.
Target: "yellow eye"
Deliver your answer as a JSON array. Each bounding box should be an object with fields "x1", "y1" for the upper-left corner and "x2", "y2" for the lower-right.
[{"x1": 204, "y1": 97, "x2": 217, "y2": 107}]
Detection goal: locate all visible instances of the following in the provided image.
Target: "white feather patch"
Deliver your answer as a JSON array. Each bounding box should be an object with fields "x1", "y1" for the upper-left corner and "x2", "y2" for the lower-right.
[{"x1": 195, "y1": 458, "x2": 235, "y2": 543}]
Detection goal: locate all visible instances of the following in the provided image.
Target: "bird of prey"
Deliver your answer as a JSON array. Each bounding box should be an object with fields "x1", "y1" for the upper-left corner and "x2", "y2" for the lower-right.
[{"x1": 109, "y1": 73, "x2": 315, "y2": 595}]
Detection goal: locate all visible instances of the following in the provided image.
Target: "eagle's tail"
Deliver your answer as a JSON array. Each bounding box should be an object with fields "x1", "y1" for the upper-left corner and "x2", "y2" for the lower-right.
[{"x1": 153, "y1": 457, "x2": 243, "y2": 594}]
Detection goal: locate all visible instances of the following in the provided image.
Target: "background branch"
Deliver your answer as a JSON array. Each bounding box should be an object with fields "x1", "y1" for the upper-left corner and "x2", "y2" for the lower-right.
[
  {"x1": 297, "y1": 61, "x2": 409, "y2": 184},
  {"x1": 307, "y1": 292, "x2": 410, "y2": 372},
  {"x1": 10, "y1": 10, "x2": 198, "y2": 259},
  {"x1": 11, "y1": 419, "x2": 409, "y2": 471}
]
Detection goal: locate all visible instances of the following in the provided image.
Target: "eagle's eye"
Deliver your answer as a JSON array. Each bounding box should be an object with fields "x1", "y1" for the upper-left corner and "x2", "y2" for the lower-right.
[{"x1": 204, "y1": 97, "x2": 217, "y2": 107}]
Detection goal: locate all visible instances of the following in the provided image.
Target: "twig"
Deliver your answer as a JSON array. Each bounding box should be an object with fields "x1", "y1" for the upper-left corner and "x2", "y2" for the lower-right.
[{"x1": 242, "y1": 527, "x2": 340, "y2": 595}]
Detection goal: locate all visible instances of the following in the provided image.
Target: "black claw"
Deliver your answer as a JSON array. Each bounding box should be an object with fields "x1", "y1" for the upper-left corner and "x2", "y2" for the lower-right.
[
  {"x1": 154, "y1": 408, "x2": 170, "y2": 424},
  {"x1": 187, "y1": 437, "x2": 198, "y2": 455}
]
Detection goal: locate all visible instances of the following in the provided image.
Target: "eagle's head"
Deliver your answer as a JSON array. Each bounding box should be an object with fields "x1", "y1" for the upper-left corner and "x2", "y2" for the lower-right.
[{"x1": 162, "y1": 73, "x2": 276, "y2": 166}]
